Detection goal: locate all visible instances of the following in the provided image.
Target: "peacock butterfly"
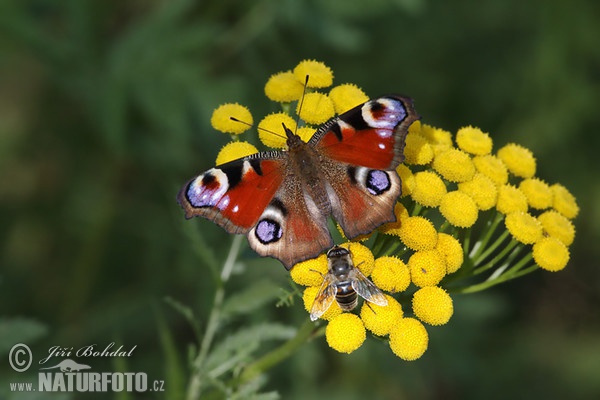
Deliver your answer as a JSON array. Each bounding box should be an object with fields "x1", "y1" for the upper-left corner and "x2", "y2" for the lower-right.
[{"x1": 177, "y1": 95, "x2": 419, "y2": 269}]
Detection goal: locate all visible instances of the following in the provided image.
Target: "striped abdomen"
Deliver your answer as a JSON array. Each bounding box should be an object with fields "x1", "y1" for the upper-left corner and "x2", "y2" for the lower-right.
[{"x1": 335, "y1": 281, "x2": 358, "y2": 311}]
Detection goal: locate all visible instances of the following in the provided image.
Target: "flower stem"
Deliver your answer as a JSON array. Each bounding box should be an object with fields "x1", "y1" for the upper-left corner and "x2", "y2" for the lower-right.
[{"x1": 470, "y1": 212, "x2": 504, "y2": 260}]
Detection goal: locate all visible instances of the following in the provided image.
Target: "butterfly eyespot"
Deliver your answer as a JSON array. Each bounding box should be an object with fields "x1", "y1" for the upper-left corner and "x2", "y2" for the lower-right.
[
  {"x1": 187, "y1": 169, "x2": 229, "y2": 208},
  {"x1": 366, "y1": 170, "x2": 391, "y2": 195},
  {"x1": 361, "y1": 98, "x2": 408, "y2": 130},
  {"x1": 255, "y1": 218, "x2": 283, "y2": 244}
]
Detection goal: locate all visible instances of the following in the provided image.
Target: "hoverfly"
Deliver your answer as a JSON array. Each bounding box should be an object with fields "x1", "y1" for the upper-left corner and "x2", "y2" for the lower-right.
[{"x1": 310, "y1": 246, "x2": 388, "y2": 321}]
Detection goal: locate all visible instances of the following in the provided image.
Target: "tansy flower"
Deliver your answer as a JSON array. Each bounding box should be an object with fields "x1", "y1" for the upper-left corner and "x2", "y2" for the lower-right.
[
  {"x1": 533, "y1": 237, "x2": 570, "y2": 272},
  {"x1": 329, "y1": 84, "x2": 369, "y2": 114},
  {"x1": 379, "y1": 202, "x2": 410, "y2": 235},
  {"x1": 397, "y1": 216, "x2": 438, "y2": 251},
  {"x1": 435, "y1": 233, "x2": 464, "y2": 274},
  {"x1": 215, "y1": 141, "x2": 258, "y2": 165},
  {"x1": 458, "y1": 173, "x2": 498, "y2": 211},
  {"x1": 411, "y1": 171, "x2": 447, "y2": 207},
  {"x1": 538, "y1": 210, "x2": 576, "y2": 246},
  {"x1": 496, "y1": 184, "x2": 528, "y2": 214},
  {"x1": 432, "y1": 148, "x2": 476, "y2": 183},
  {"x1": 408, "y1": 250, "x2": 446, "y2": 287},
  {"x1": 519, "y1": 178, "x2": 553, "y2": 210},
  {"x1": 404, "y1": 133, "x2": 434, "y2": 165},
  {"x1": 296, "y1": 126, "x2": 315, "y2": 143},
  {"x1": 397, "y1": 164, "x2": 416, "y2": 197},
  {"x1": 325, "y1": 313, "x2": 366, "y2": 354},
  {"x1": 472, "y1": 154, "x2": 509, "y2": 186},
  {"x1": 340, "y1": 242, "x2": 375, "y2": 276},
  {"x1": 370, "y1": 256, "x2": 411, "y2": 293},
  {"x1": 360, "y1": 295, "x2": 403, "y2": 336},
  {"x1": 497, "y1": 143, "x2": 536, "y2": 178},
  {"x1": 290, "y1": 253, "x2": 328, "y2": 287},
  {"x1": 505, "y1": 211, "x2": 543, "y2": 245},
  {"x1": 257, "y1": 112, "x2": 296, "y2": 149},
  {"x1": 551, "y1": 184, "x2": 579, "y2": 219},
  {"x1": 456, "y1": 126, "x2": 493, "y2": 156},
  {"x1": 296, "y1": 92, "x2": 335, "y2": 125},
  {"x1": 420, "y1": 124, "x2": 453, "y2": 153},
  {"x1": 303, "y1": 286, "x2": 342, "y2": 321},
  {"x1": 210, "y1": 103, "x2": 253, "y2": 134},
  {"x1": 389, "y1": 318, "x2": 429, "y2": 361},
  {"x1": 264, "y1": 71, "x2": 305, "y2": 102},
  {"x1": 439, "y1": 191, "x2": 479, "y2": 228},
  {"x1": 293, "y1": 60, "x2": 333, "y2": 88},
  {"x1": 412, "y1": 286, "x2": 454, "y2": 326}
]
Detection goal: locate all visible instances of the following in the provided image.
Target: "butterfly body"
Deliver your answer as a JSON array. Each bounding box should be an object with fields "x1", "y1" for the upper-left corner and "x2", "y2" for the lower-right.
[{"x1": 178, "y1": 96, "x2": 418, "y2": 269}]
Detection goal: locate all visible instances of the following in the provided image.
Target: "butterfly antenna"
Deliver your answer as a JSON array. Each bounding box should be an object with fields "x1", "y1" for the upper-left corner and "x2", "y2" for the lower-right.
[
  {"x1": 291, "y1": 74, "x2": 310, "y2": 135},
  {"x1": 229, "y1": 116, "x2": 286, "y2": 140}
]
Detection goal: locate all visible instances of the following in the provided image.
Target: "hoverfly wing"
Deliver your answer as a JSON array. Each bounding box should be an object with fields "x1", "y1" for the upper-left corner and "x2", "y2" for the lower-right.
[
  {"x1": 310, "y1": 274, "x2": 337, "y2": 321},
  {"x1": 350, "y1": 268, "x2": 388, "y2": 307}
]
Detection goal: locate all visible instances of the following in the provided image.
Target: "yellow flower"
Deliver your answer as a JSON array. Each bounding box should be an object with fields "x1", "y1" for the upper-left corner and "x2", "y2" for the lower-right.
[
  {"x1": 210, "y1": 103, "x2": 253, "y2": 134},
  {"x1": 296, "y1": 92, "x2": 335, "y2": 125},
  {"x1": 303, "y1": 286, "x2": 342, "y2": 321},
  {"x1": 360, "y1": 295, "x2": 403, "y2": 336},
  {"x1": 412, "y1": 286, "x2": 454, "y2": 326},
  {"x1": 396, "y1": 164, "x2": 415, "y2": 197},
  {"x1": 215, "y1": 141, "x2": 259, "y2": 165},
  {"x1": 533, "y1": 237, "x2": 570, "y2": 272},
  {"x1": 408, "y1": 250, "x2": 446, "y2": 287},
  {"x1": 496, "y1": 184, "x2": 528, "y2": 214},
  {"x1": 264, "y1": 71, "x2": 304, "y2": 102},
  {"x1": 296, "y1": 126, "x2": 315, "y2": 143},
  {"x1": 551, "y1": 184, "x2": 579, "y2": 219},
  {"x1": 420, "y1": 124, "x2": 453, "y2": 150},
  {"x1": 538, "y1": 210, "x2": 576, "y2": 246},
  {"x1": 432, "y1": 148, "x2": 476, "y2": 183},
  {"x1": 505, "y1": 211, "x2": 543, "y2": 244},
  {"x1": 370, "y1": 256, "x2": 411, "y2": 293},
  {"x1": 378, "y1": 202, "x2": 410, "y2": 235},
  {"x1": 439, "y1": 191, "x2": 479, "y2": 228},
  {"x1": 389, "y1": 318, "x2": 429, "y2": 361},
  {"x1": 293, "y1": 60, "x2": 334, "y2": 88},
  {"x1": 340, "y1": 242, "x2": 375, "y2": 276},
  {"x1": 257, "y1": 112, "x2": 296, "y2": 149},
  {"x1": 329, "y1": 84, "x2": 369, "y2": 114},
  {"x1": 411, "y1": 171, "x2": 447, "y2": 207},
  {"x1": 458, "y1": 173, "x2": 498, "y2": 211},
  {"x1": 435, "y1": 233, "x2": 464, "y2": 274},
  {"x1": 325, "y1": 313, "x2": 366, "y2": 354},
  {"x1": 397, "y1": 216, "x2": 438, "y2": 251},
  {"x1": 472, "y1": 154, "x2": 509, "y2": 186},
  {"x1": 290, "y1": 253, "x2": 328, "y2": 287},
  {"x1": 497, "y1": 143, "x2": 536, "y2": 178},
  {"x1": 404, "y1": 133, "x2": 434, "y2": 165},
  {"x1": 519, "y1": 178, "x2": 553, "y2": 210},
  {"x1": 456, "y1": 126, "x2": 493, "y2": 156}
]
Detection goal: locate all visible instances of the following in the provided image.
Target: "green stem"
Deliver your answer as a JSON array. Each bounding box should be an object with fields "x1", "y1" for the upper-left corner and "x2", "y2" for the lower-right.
[
  {"x1": 473, "y1": 238, "x2": 518, "y2": 275},
  {"x1": 473, "y1": 229, "x2": 511, "y2": 267},
  {"x1": 470, "y1": 212, "x2": 504, "y2": 260}
]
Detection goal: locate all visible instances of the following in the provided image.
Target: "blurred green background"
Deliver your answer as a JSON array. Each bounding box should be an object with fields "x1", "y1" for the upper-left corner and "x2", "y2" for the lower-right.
[{"x1": 1, "y1": 0, "x2": 599, "y2": 399}]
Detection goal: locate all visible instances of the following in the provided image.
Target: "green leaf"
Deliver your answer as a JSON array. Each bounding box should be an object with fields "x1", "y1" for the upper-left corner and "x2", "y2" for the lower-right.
[{"x1": 222, "y1": 280, "x2": 281, "y2": 318}]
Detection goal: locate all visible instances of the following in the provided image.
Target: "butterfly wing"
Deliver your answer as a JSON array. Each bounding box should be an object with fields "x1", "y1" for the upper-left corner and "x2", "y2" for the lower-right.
[
  {"x1": 350, "y1": 268, "x2": 388, "y2": 307},
  {"x1": 310, "y1": 273, "x2": 337, "y2": 321}
]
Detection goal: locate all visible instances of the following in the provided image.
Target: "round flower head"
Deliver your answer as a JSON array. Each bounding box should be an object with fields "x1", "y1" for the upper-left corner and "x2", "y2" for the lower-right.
[
  {"x1": 411, "y1": 171, "x2": 447, "y2": 207},
  {"x1": 472, "y1": 154, "x2": 509, "y2": 186},
  {"x1": 439, "y1": 191, "x2": 479, "y2": 228},
  {"x1": 215, "y1": 141, "x2": 258, "y2": 165},
  {"x1": 435, "y1": 233, "x2": 464, "y2": 274},
  {"x1": 211, "y1": 103, "x2": 253, "y2": 134},
  {"x1": 538, "y1": 210, "x2": 576, "y2": 246},
  {"x1": 378, "y1": 202, "x2": 410, "y2": 235},
  {"x1": 458, "y1": 173, "x2": 498, "y2": 211},
  {"x1": 551, "y1": 184, "x2": 579, "y2": 219},
  {"x1": 496, "y1": 184, "x2": 528, "y2": 214},
  {"x1": 325, "y1": 313, "x2": 366, "y2": 354},
  {"x1": 408, "y1": 250, "x2": 446, "y2": 287},
  {"x1": 370, "y1": 256, "x2": 411, "y2": 293},
  {"x1": 296, "y1": 126, "x2": 315, "y2": 143},
  {"x1": 389, "y1": 318, "x2": 429, "y2": 361},
  {"x1": 396, "y1": 164, "x2": 415, "y2": 197},
  {"x1": 397, "y1": 216, "x2": 438, "y2": 251},
  {"x1": 420, "y1": 124, "x2": 453, "y2": 150},
  {"x1": 497, "y1": 143, "x2": 536, "y2": 178},
  {"x1": 293, "y1": 60, "x2": 333, "y2": 88},
  {"x1": 303, "y1": 286, "x2": 342, "y2": 321},
  {"x1": 264, "y1": 71, "x2": 305, "y2": 102},
  {"x1": 296, "y1": 92, "x2": 335, "y2": 125},
  {"x1": 404, "y1": 133, "x2": 434, "y2": 165},
  {"x1": 533, "y1": 237, "x2": 570, "y2": 272},
  {"x1": 329, "y1": 83, "x2": 369, "y2": 114},
  {"x1": 340, "y1": 242, "x2": 375, "y2": 276},
  {"x1": 505, "y1": 211, "x2": 543, "y2": 244},
  {"x1": 432, "y1": 148, "x2": 476, "y2": 183},
  {"x1": 290, "y1": 253, "x2": 328, "y2": 287},
  {"x1": 258, "y1": 112, "x2": 296, "y2": 149},
  {"x1": 412, "y1": 286, "x2": 454, "y2": 326},
  {"x1": 360, "y1": 295, "x2": 403, "y2": 336},
  {"x1": 456, "y1": 126, "x2": 492, "y2": 156},
  {"x1": 519, "y1": 178, "x2": 553, "y2": 210}
]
